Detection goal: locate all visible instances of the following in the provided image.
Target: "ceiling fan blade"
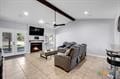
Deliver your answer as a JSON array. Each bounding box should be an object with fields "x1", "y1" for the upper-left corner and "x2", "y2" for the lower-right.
[{"x1": 54, "y1": 24, "x2": 65, "y2": 27}]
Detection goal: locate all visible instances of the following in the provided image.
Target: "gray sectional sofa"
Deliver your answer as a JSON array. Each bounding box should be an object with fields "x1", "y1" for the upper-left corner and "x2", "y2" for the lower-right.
[{"x1": 55, "y1": 42, "x2": 87, "y2": 72}]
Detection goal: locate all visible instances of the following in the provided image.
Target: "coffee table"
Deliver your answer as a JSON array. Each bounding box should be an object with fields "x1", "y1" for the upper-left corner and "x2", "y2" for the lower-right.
[{"x1": 40, "y1": 50, "x2": 58, "y2": 59}]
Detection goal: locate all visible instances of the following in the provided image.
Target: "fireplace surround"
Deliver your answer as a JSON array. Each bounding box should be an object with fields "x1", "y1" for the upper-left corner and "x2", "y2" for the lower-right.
[{"x1": 31, "y1": 43, "x2": 42, "y2": 52}]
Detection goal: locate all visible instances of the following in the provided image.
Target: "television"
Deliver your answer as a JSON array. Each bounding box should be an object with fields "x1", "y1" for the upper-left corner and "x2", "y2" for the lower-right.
[
  {"x1": 29, "y1": 26, "x2": 44, "y2": 36},
  {"x1": 118, "y1": 16, "x2": 120, "y2": 32}
]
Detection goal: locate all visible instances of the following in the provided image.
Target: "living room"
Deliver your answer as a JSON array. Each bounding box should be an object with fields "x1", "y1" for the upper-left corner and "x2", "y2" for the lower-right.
[{"x1": 0, "y1": 0, "x2": 120, "y2": 79}]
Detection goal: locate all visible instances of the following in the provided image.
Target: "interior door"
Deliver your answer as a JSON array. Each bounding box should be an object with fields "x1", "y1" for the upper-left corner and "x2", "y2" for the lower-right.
[
  {"x1": 15, "y1": 32, "x2": 26, "y2": 54},
  {"x1": 1, "y1": 29, "x2": 26, "y2": 57},
  {"x1": 2, "y1": 32, "x2": 14, "y2": 57}
]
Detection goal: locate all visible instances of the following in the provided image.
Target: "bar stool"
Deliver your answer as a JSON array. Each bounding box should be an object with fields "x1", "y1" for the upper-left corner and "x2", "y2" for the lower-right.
[{"x1": 106, "y1": 50, "x2": 120, "y2": 79}]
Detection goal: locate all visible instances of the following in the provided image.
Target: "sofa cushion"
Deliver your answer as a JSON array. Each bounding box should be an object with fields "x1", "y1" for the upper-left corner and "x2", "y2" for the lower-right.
[
  {"x1": 65, "y1": 43, "x2": 72, "y2": 48},
  {"x1": 71, "y1": 42, "x2": 77, "y2": 45}
]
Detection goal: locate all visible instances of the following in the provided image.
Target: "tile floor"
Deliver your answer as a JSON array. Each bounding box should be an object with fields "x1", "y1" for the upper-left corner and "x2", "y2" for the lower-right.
[{"x1": 3, "y1": 52, "x2": 111, "y2": 79}]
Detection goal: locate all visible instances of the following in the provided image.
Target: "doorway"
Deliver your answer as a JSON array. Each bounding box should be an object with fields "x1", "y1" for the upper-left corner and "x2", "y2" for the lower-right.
[{"x1": 0, "y1": 29, "x2": 26, "y2": 57}]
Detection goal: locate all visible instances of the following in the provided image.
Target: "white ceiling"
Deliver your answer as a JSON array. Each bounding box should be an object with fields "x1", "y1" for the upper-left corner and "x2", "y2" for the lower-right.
[
  {"x1": 48, "y1": 0, "x2": 120, "y2": 19},
  {"x1": 0, "y1": 0, "x2": 70, "y2": 25},
  {"x1": 0, "y1": 0, "x2": 120, "y2": 26}
]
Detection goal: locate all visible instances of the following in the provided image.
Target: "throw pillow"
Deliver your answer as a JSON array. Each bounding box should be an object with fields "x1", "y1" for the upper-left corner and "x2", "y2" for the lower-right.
[{"x1": 65, "y1": 48, "x2": 71, "y2": 56}]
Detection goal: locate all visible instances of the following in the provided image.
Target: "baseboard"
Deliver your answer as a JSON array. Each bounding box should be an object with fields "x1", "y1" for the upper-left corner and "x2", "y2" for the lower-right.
[{"x1": 87, "y1": 53, "x2": 106, "y2": 58}]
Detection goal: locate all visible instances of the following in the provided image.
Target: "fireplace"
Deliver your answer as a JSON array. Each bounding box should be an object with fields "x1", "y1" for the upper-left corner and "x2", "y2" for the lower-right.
[{"x1": 31, "y1": 43, "x2": 42, "y2": 52}]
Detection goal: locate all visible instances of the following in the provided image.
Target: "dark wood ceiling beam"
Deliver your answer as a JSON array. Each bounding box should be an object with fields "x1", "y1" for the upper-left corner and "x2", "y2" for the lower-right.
[{"x1": 36, "y1": 0, "x2": 75, "y2": 21}]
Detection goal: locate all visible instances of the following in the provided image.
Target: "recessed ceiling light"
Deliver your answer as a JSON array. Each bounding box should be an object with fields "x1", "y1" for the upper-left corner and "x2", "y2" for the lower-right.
[
  {"x1": 38, "y1": 20, "x2": 45, "y2": 24},
  {"x1": 52, "y1": 21, "x2": 55, "y2": 24},
  {"x1": 84, "y1": 11, "x2": 88, "y2": 15},
  {"x1": 23, "y1": 11, "x2": 29, "y2": 16}
]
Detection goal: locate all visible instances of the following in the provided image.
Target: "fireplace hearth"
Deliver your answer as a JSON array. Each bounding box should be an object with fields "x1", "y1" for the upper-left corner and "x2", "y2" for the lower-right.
[{"x1": 31, "y1": 43, "x2": 42, "y2": 52}]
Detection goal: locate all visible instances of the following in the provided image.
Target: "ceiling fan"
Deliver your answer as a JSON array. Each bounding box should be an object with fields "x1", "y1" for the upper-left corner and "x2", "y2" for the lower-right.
[{"x1": 36, "y1": 0, "x2": 75, "y2": 28}]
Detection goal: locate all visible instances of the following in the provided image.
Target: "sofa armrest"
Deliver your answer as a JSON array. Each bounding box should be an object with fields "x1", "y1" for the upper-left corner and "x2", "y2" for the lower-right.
[{"x1": 54, "y1": 55, "x2": 71, "y2": 72}]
